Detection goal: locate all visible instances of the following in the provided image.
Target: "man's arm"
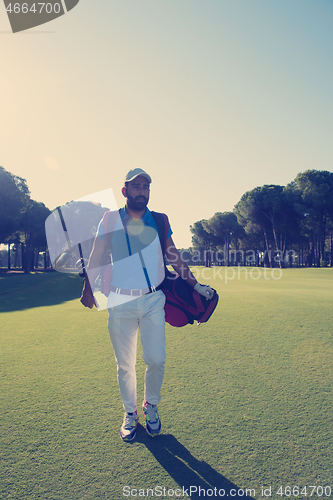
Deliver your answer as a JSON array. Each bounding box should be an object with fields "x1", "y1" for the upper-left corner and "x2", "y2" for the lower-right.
[
  {"x1": 164, "y1": 237, "x2": 214, "y2": 299},
  {"x1": 164, "y1": 236, "x2": 198, "y2": 287},
  {"x1": 80, "y1": 235, "x2": 107, "y2": 308}
]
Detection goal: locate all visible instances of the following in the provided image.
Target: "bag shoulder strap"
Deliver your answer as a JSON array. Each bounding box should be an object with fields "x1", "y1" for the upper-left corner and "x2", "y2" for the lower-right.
[
  {"x1": 150, "y1": 211, "x2": 169, "y2": 254},
  {"x1": 102, "y1": 208, "x2": 121, "y2": 240},
  {"x1": 103, "y1": 209, "x2": 168, "y2": 253}
]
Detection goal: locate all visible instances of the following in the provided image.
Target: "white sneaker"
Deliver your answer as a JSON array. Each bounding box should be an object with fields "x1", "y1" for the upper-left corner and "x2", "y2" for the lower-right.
[
  {"x1": 120, "y1": 411, "x2": 139, "y2": 441},
  {"x1": 142, "y1": 401, "x2": 161, "y2": 437}
]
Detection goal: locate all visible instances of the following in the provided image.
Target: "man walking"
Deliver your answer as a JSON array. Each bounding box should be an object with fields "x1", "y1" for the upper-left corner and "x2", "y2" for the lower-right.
[{"x1": 81, "y1": 168, "x2": 213, "y2": 441}]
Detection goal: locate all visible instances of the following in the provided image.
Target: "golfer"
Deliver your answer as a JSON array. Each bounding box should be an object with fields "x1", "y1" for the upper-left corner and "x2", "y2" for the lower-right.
[{"x1": 81, "y1": 168, "x2": 213, "y2": 441}]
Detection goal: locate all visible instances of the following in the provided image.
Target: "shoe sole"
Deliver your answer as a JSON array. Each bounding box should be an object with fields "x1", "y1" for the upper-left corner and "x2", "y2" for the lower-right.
[
  {"x1": 145, "y1": 428, "x2": 160, "y2": 437},
  {"x1": 120, "y1": 427, "x2": 138, "y2": 441},
  {"x1": 121, "y1": 431, "x2": 137, "y2": 442}
]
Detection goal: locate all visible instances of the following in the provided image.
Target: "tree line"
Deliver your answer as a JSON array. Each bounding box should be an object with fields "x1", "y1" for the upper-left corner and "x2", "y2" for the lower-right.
[
  {"x1": 0, "y1": 166, "x2": 51, "y2": 273},
  {"x1": 189, "y1": 170, "x2": 333, "y2": 268},
  {"x1": 2, "y1": 166, "x2": 333, "y2": 272}
]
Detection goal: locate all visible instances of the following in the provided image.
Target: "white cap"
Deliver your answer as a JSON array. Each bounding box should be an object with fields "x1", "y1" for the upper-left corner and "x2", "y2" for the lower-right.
[{"x1": 124, "y1": 168, "x2": 152, "y2": 184}]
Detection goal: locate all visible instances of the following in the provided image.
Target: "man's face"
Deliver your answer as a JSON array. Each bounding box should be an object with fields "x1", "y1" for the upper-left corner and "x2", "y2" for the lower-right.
[{"x1": 125, "y1": 175, "x2": 150, "y2": 211}]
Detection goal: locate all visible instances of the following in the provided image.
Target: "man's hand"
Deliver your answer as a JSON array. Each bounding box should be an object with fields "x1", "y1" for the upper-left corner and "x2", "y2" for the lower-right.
[
  {"x1": 79, "y1": 234, "x2": 106, "y2": 309},
  {"x1": 194, "y1": 282, "x2": 214, "y2": 300}
]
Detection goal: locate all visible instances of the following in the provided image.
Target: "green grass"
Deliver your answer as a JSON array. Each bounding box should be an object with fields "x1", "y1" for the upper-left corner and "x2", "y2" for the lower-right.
[{"x1": 1, "y1": 268, "x2": 332, "y2": 499}]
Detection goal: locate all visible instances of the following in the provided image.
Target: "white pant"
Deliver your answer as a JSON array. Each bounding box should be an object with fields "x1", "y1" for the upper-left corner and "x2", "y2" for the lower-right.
[{"x1": 107, "y1": 290, "x2": 166, "y2": 413}]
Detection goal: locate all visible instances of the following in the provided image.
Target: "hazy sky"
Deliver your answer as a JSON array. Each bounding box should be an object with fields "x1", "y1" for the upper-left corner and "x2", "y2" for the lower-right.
[{"x1": 1, "y1": 0, "x2": 333, "y2": 248}]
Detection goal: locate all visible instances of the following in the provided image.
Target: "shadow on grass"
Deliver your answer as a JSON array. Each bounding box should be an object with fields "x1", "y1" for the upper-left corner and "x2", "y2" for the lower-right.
[
  {"x1": 0, "y1": 272, "x2": 83, "y2": 312},
  {"x1": 132, "y1": 424, "x2": 254, "y2": 499}
]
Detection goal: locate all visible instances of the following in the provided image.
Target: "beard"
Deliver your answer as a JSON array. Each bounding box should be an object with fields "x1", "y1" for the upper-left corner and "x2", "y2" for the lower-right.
[{"x1": 127, "y1": 194, "x2": 149, "y2": 211}]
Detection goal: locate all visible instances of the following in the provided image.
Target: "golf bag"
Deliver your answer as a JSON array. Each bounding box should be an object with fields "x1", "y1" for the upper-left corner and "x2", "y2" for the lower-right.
[{"x1": 152, "y1": 212, "x2": 219, "y2": 327}]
